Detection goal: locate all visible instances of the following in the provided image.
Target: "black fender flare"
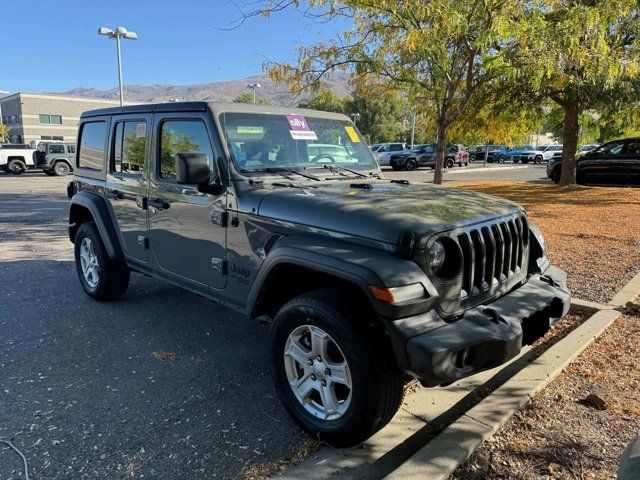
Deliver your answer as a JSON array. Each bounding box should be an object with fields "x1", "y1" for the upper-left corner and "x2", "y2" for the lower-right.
[
  {"x1": 246, "y1": 235, "x2": 436, "y2": 319},
  {"x1": 68, "y1": 191, "x2": 123, "y2": 258}
]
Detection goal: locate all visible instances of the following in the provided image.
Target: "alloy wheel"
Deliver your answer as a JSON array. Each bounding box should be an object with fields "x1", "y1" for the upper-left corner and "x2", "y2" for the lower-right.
[
  {"x1": 284, "y1": 325, "x2": 352, "y2": 421},
  {"x1": 79, "y1": 237, "x2": 100, "y2": 289}
]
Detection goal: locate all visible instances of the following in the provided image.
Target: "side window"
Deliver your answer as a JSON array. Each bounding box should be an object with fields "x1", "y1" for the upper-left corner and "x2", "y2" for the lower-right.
[
  {"x1": 423, "y1": 145, "x2": 435, "y2": 153},
  {"x1": 67, "y1": 145, "x2": 76, "y2": 154},
  {"x1": 390, "y1": 144, "x2": 403, "y2": 151},
  {"x1": 159, "y1": 120, "x2": 213, "y2": 180},
  {"x1": 596, "y1": 141, "x2": 624, "y2": 157},
  {"x1": 78, "y1": 121, "x2": 106, "y2": 170},
  {"x1": 49, "y1": 144, "x2": 65, "y2": 154},
  {"x1": 112, "y1": 121, "x2": 147, "y2": 175},
  {"x1": 624, "y1": 141, "x2": 640, "y2": 156}
]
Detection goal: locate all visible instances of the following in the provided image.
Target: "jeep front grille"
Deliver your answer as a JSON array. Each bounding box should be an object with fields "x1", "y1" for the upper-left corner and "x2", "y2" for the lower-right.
[{"x1": 457, "y1": 215, "x2": 529, "y2": 298}]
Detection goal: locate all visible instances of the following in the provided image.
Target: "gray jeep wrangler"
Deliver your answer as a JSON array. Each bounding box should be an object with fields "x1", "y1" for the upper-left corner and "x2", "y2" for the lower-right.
[
  {"x1": 34, "y1": 141, "x2": 76, "y2": 176},
  {"x1": 67, "y1": 102, "x2": 570, "y2": 447}
]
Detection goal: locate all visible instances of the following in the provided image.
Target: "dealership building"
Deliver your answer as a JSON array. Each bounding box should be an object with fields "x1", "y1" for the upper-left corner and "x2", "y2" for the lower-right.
[{"x1": 0, "y1": 92, "x2": 126, "y2": 145}]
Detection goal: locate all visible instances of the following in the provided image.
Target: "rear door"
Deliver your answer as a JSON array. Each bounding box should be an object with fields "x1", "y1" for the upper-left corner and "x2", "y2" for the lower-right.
[
  {"x1": 106, "y1": 114, "x2": 152, "y2": 263},
  {"x1": 147, "y1": 113, "x2": 227, "y2": 291},
  {"x1": 620, "y1": 139, "x2": 640, "y2": 185},
  {"x1": 579, "y1": 140, "x2": 625, "y2": 184}
]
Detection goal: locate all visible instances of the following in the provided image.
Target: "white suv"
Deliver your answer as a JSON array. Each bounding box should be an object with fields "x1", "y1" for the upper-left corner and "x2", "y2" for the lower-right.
[{"x1": 370, "y1": 142, "x2": 407, "y2": 166}]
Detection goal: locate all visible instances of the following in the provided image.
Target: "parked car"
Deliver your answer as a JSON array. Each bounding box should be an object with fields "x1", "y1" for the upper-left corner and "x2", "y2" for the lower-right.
[
  {"x1": 0, "y1": 143, "x2": 37, "y2": 174},
  {"x1": 470, "y1": 145, "x2": 509, "y2": 163},
  {"x1": 390, "y1": 144, "x2": 468, "y2": 170},
  {"x1": 68, "y1": 102, "x2": 570, "y2": 447},
  {"x1": 546, "y1": 138, "x2": 640, "y2": 184},
  {"x1": 369, "y1": 142, "x2": 406, "y2": 166},
  {"x1": 504, "y1": 145, "x2": 544, "y2": 164},
  {"x1": 540, "y1": 145, "x2": 563, "y2": 161},
  {"x1": 578, "y1": 144, "x2": 599, "y2": 154},
  {"x1": 34, "y1": 141, "x2": 76, "y2": 176}
]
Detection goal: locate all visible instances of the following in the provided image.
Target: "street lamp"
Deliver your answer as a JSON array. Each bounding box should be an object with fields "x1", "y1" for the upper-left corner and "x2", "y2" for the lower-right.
[
  {"x1": 247, "y1": 83, "x2": 262, "y2": 104},
  {"x1": 0, "y1": 90, "x2": 9, "y2": 143},
  {"x1": 350, "y1": 112, "x2": 360, "y2": 125},
  {"x1": 98, "y1": 26, "x2": 138, "y2": 106}
]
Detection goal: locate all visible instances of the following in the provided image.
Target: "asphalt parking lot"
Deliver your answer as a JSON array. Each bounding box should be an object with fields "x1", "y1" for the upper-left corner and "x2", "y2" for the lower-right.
[{"x1": 0, "y1": 164, "x2": 548, "y2": 479}]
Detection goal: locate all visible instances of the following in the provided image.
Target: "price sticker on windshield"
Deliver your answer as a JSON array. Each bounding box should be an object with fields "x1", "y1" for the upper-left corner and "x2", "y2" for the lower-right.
[
  {"x1": 345, "y1": 126, "x2": 360, "y2": 143},
  {"x1": 286, "y1": 115, "x2": 318, "y2": 141}
]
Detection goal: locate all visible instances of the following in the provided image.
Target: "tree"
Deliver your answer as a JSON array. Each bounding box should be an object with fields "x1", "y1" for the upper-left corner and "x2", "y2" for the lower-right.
[
  {"x1": 233, "y1": 92, "x2": 271, "y2": 105},
  {"x1": 506, "y1": 1, "x2": 640, "y2": 185},
  {"x1": 298, "y1": 90, "x2": 349, "y2": 114},
  {"x1": 256, "y1": 0, "x2": 520, "y2": 184},
  {"x1": 0, "y1": 124, "x2": 9, "y2": 143}
]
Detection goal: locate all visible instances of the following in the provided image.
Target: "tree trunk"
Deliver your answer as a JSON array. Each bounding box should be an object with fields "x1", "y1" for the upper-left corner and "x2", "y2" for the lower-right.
[
  {"x1": 433, "y1": 122, "x2": 447, "y2": 185},
  {"x1": 559, "y1": 101, "x2": 580, "y2": 186}
]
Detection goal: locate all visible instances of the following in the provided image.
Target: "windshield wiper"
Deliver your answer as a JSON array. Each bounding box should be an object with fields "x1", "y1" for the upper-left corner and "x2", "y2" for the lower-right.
[
  {"x1": 240, "y1": 166, "x2": 320, "y2": 181},
  {"x1": 305, "y1": 164, "x2": 371, "y2": 178}
]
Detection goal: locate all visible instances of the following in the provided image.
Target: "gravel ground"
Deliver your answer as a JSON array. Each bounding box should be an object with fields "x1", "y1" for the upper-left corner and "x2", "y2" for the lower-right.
[
  {"x1": 450, "y1": 312, "x2": 640, "y2": 480},
  {"x1": 449, "y1": 182, "x2": 640, "y2": 304}
]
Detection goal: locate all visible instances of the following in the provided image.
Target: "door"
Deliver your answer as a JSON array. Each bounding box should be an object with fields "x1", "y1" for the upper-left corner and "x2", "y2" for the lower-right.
[
  {"x1": 418, "y1": 144, "x2": 436, "y2": 166},
  {"x1": 148, "y1": 114, "x2": 227, "y2": 290},
  {"x1": 579, "y1": 140, "x2": 625, "y2": 184},
  {"x1": 620, "y1": 139, "x2": 640, "y2": 185},
  {"x1": 106, "y1": 114, "x2": 151, "y2": 263}
]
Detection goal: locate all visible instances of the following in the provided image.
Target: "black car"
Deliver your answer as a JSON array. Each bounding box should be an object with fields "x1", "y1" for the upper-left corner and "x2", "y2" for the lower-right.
[
  {"x1": 547, "y1": 138, "x2": 640, "y2": 184},
  {"x1": 390, "y1": 144, "x2": 466, "y2": 170},
  {"x1": 470, "y1": 145, "x2": 510, "y2": 163}
]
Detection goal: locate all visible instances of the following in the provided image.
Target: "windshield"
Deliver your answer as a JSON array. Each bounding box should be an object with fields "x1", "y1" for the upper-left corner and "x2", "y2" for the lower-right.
[{"x1": 219, "y1": 112, "x2": 377, "y2": 173}]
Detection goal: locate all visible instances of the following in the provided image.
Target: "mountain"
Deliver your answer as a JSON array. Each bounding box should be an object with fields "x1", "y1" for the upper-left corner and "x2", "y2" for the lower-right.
[{"x1": 52, "y1": 72, "x2": 352, "y2": 106}]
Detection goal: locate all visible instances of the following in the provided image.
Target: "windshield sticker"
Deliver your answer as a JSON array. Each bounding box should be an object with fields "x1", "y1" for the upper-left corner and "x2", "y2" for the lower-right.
[
  {"x1": 237, "y1": 126, "x2": 264, "y2": 135},
  {"x1": 286, "y1": 115, "x2": 318, "y2": 141},
  {"x1": 345, "y1": 126, "x2": 360, "y2": 143}
]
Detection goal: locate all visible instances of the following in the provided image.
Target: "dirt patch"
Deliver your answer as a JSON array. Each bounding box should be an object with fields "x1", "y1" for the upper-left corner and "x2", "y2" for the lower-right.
[
  {"x1": 151, "y1": 351, "x2": 177, "y2": 361},
  {"x1": 242, "y1": 439, "x2": 321, "y2": 480},
  {"x1": 450, "y1": 313, "x2": 640, "y2": 480},
  {"x1": 448, "y1": 182, "x2": 640, "y2": 303}
]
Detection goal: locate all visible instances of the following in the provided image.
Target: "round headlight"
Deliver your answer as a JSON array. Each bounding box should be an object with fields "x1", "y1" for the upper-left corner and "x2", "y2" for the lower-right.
[{"x1": 428, "y1": 240, "x2": 446, "y2": 273}]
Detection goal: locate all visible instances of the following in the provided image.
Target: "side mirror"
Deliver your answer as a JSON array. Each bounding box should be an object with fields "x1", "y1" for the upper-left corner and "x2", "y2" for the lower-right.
[{"x1": 175, "y1": 153, "x2": 223, "y2": 195}]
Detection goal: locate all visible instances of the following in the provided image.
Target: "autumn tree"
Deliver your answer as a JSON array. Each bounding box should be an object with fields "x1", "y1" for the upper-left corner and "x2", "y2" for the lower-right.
[
  {"x1": 246, "y1": 0, "x2": 521, "y2": 184},
  {"x1": 506, "y1": 0, "x2": 640, "y2": 185},
  {"x1": 0, "y1": 124, "x2": 9, "y2": 143}
]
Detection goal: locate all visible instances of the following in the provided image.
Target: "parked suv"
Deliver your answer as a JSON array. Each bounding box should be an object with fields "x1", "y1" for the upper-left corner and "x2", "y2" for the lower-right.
[
  {"x1": 390, "y1": 143, "x2": 468, "y2": 170},
  {"x1": 470, "y1": 145, "x2": 509, "y2": 163},
  {"x1": 68, "y1": 102, "x2": 570, "y2": 447},
  {"x1": 370, "y1": 142, "x2": 406, "y2": 166},
  {"x1": 34, "y1": 142, "x2": 76, "y2": 176}
]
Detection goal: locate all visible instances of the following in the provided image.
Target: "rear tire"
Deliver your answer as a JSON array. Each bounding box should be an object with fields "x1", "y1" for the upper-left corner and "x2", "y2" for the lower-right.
[
  {"x1": 270, "y1": 290, "x2": 404, "y2": 447},
  {"x1": 552, "y1": 169, "x2": 561, "y2": 184},
  {"x1": 53, "y1": 161, "x2": 71, "y2": 176},
  {"x1": 498, "y1": 155, "x2": 506, "y2": 164},
  {"x1": 534, "y1": 155, "x2": 543, "y2": 164},
  {"x1": 74, "y1": 221, "x2": 130, "y2": 301},
  {"x1": 445, "y1": 158, "x2": 455, "y2": 168},
  {"x1": 7, "y1": 159, "x2": 26, "y2": 175}
]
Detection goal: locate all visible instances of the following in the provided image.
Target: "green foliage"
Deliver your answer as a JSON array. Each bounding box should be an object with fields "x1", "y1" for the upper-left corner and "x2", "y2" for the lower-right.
[
  {"x1": 298, "y1": 90, "x2": 349, "y2": 114},
  {"x1": 233, "y1": 92, "x2": 271, "y2": 105},
  {"x1": 159, "y1": 130, "x2": 203, "y2": 178},
  {"x1": 0, "y1": 124, "x2": 9, "y2": 143}
]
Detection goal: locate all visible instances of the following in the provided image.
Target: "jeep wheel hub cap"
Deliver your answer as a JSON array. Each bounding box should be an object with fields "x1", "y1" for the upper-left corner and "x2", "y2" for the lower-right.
[
  {"x1": 79, "y1": 238, "x2": 100, "y2": 288},
  {"x1": 284, "y1": 325, "x2": 352, "y2": 421}
]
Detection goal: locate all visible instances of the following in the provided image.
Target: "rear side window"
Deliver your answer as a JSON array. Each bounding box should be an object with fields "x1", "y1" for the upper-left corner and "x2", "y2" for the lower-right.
[
  {"x1": 158, "y1": 120, "x2": 213, "y2": 180},
  {"x1": 78, "y1": 121, "x2": 106, "y2": 170},
  {"x1": 49, "y1": 144, "x2": 65, "y2": 154},
  {"x1": 67, "y1": 145, "x2": 76, "y2": 154},
  {"x1": 112, "y1": 121, "x2": 147, "y2": 175},
  {"x1": 390, "y1": 144, "x2": 403, "y2": 151}
]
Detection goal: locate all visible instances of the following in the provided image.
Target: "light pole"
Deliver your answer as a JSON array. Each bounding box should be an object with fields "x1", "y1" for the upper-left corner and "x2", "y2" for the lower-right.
[
  {"x1": 410, "y1": 110, "x2": 416, "y2": 148},
  {"x1": 350, "y1": 112, "x2": 360, "y2": 125},
  {"x1": 98, "y1": 26, "x2": 138, "y2": 106},
  {"x1": 247, "y1": 83, "x2": 262, "y2": 104},
  {"x1": 0, "y1": 90, "x2": 9, "y2": 143}
]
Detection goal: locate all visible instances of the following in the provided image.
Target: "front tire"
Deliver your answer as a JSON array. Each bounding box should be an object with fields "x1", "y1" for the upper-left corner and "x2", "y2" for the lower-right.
[
  {"x1": 445, "y1": 158, "x2": 455, "y2": 168},
  {"x1": 270, "y1": 290, "x2": 404, "y2": 447},
  {"x1": 7, "y1": 159, "x2": 26, "y2": 175},
  {"x1": 534, "y1": 155, "x2": 543, "y2": 164},
  {"x1": 74, "y1": 222, "x2": 130, "y2": 301},
  {"x1": 404, "y1": 159, "x2": 418, "y2": 171}
]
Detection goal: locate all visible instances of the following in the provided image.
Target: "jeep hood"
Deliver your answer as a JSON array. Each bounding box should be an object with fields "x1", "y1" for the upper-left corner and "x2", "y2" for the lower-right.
[{"x1": 252, "y1": 182, "x2": 521, "y2": 246}]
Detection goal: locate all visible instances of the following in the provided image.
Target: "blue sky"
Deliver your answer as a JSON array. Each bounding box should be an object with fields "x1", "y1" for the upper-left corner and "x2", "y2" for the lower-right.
[{"x1": 0, "y1": 0, "x2": 348, "y2": 93}]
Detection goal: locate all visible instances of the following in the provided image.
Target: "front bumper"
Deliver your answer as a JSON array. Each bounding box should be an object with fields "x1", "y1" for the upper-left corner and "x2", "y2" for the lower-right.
[{"x1": 386, "y1": 266, "x2": 570, "y2": 387}]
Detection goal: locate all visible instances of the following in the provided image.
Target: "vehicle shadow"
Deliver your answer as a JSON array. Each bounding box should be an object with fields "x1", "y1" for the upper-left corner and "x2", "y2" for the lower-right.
[{"x1": 0, "y1": 259, "x2": 306, "y2": 479}]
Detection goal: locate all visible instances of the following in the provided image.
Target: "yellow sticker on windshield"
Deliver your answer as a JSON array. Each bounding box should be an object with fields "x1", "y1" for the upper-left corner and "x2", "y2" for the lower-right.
[{"x1": 345, "y1": 126, "x2": 360, "y2": 143}]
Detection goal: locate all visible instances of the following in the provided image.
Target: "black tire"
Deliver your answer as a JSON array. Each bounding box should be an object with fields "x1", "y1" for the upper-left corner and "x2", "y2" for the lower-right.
[
  {"x1": 44, "y1": 170, "x2": 56, "y2": 176},
  {"x1": 74, "y1": 221, "x2": 130, "y2": 301},
  {"x1": 498, "y1": 155, "x2": 506, "y2": 164},
  {"x1": 405, "y1": 158, "x2": 418, "y2": 171},
  {"x1": 270, "y1": 290, "x2": 404, "y2": 447},
  {"x1": 513, "y1": 158, "x2": 520, "y2": 164},
  {"x1": 7, "y1": 159, "x2": 26, "y2": 175},
  {"x1": 534, "y1": 155, "x2": 543, "y2": 164},
  {"x1": 53, "y1": 161, "x2": 71, "y2": 176},
  {"x1": 522, "y1": 159, "x2": 529, "y2": 164},
  {"x1": 551, "y1": 169, "x2": 561, "y2": 184},
  {"x1": 469, "y1": 155, "x2": 476, "y2": 162},
  {"x1": 445, "y1": 158, "x2": 455, "y2": 168}
]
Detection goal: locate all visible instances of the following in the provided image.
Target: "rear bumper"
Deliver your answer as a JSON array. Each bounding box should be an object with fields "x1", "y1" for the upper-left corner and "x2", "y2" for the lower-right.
[{"x1": 386, "y1": 266, "x2": 570, "y2": 387}]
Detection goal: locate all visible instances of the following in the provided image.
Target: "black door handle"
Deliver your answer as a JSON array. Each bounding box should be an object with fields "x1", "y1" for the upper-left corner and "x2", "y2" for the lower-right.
[
  {"x1": 148, "y1": 198, "x2": 171, "y2": 210},
  {"x1": 107, "y1": 189, "x2": 124, "y2": 200}
]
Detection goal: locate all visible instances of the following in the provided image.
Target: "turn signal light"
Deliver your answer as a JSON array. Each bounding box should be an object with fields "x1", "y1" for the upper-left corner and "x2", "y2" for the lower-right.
[{"x1": 368, "y1": 285, "x2": 396, "y2": 303}]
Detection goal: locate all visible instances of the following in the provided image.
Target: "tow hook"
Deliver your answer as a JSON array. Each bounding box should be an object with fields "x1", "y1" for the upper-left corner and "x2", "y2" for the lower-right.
[{"x1": 483, "y1": 307, "x2": 507, "y2": 325}]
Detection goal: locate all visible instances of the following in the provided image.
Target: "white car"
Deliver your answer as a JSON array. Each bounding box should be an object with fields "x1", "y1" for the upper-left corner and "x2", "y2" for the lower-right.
[
  {"x1": 540, "y1": 145, "x2": 563, "y2": 161},
  {"x1": 370, "y1": 142, "x2": 407, "y2": 166},
  {"x1": 0, "y1": 144, "x2": 37, "y2": 174}
]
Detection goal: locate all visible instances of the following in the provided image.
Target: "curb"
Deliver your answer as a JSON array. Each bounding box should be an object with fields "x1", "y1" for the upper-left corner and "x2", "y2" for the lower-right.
[
  {"x1": 610, "y1": 270, "x2": 640, "y2": 306},
  {"x1": 384, "y1": 308, "x2": 622, "y2": 480},
  {"x1": 446, "y1": 165, "x2": 533, "y2": 175}
]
